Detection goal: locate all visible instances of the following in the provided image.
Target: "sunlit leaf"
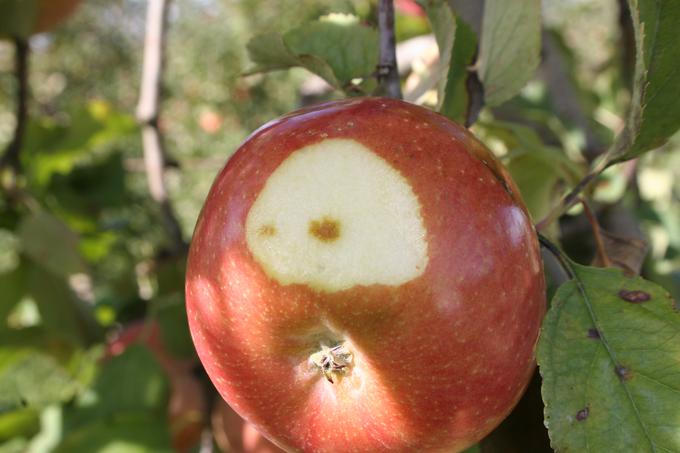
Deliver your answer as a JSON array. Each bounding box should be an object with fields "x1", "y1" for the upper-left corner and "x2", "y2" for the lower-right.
[
  {"x1": 538, "y1": 262, "x2": 680, "y2": 452},
  {"x1": 605, "y1": 0, "x2": 680, "y2": 162},
  {"x1": 246, "y1": 14, "x2": 378, "y2": 90},
  {"x1": 0, "y1": 349, "x2": 79, "y2": 412},
  {"x1": 478, "y1": 0, "x2": 541, "y2": 106},
  {"x1": 28, "y1": 265, "x2": 101, "y2": 346},
  {"x1": 18, "y1": 210, "x2": 87, "y2": 278},
  {"x1": 0, "y1": 408, "x2": 39, "y2": 442}
]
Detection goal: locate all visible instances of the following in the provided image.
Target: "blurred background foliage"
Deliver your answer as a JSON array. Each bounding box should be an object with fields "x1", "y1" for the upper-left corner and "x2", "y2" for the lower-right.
[{"x1": 0, "y1": 0, "x2": 678, "y2": 451}]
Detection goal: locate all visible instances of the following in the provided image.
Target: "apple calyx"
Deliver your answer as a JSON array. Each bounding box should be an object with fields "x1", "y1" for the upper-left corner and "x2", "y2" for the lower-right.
[{"x1": 309, "y1": 343, "x2": 353, "y2": 384}]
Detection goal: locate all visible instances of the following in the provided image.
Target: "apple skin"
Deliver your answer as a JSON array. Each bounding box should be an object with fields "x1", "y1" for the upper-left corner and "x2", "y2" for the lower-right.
[{"x1": 186, "y1": 97, "x2": 545, "y2": 452}]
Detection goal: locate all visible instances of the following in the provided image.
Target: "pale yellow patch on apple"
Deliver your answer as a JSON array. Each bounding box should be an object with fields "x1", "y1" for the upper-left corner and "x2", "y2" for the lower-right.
[{"x1": 245, "y1": 138, "x2": 429, "y2": 292}]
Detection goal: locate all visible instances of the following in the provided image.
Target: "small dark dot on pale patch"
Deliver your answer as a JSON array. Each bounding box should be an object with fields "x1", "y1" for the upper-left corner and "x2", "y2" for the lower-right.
[
  {"x1": 615, "y1": 364, "x2": 632, "y2": 381},
  {"x1": 619, "y1": 289, "x2": 651, "y2": 303},
  {"x1": 587, "y1": 328, "x2": 601, "y2": 339},
  {"x1": 576, "y1": 407, "x2": 589, "y2": 421},
  {"x1": 258, "y1": 224, "x2": 277, "y2": 237},
  {"x1": 309, "y1": 217, "x2": 341, "y2": 243}
]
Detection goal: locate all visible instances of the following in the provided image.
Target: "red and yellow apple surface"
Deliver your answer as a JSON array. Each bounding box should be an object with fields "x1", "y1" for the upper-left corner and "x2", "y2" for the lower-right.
[{"x1": 186, "y1": 97, "x2": 545, "y2": 452}]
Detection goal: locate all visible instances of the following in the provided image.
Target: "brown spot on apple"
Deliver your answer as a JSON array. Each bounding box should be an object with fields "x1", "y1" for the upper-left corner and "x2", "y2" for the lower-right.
[
  {"x1": 309, "y1": 217, "x2": 341, "y2": 242},
  {"x1": 258, "y1": 224, "x2": 277, "y2": 237}
]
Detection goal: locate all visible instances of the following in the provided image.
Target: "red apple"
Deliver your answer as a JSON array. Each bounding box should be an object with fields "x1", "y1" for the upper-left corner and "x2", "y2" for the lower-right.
[{"x1": 185, "y1": 97, "x2": 545, "y2": 452}]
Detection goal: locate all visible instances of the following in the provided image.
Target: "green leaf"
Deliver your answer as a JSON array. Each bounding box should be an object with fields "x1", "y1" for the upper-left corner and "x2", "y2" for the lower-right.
[
  {"x1": 0, "y1": 0, "x2": 39, "y2": 39},
  {"x1": 56, "y1": 414, "x2": 173, "y2": 453},
  {"x1": 18, "y1": 209, "x2": 87, "y2": 278},
  {"x1": 59, "y1": 345, "x2": 171, "y2": 451},
  {"x1": 22, "y1": 103, "x2": 136, "y2": 187},
  {"x1": 477, "y1": 0, "x2": 541, "y2": 106},
  {"x1": 154, "y1": 294, "x2": 195, "y2": 359},
  {"x1": 246, "y1": 14, "x2": 378, "y2": 90},
  {"x1": 246, "y1": 32, "x2": 303, "y2": 72},
  {"x1": 0, "y1": 350, "x2": 79, "y2": 412},
  {"x1": 72, "y1": 345, "x2": 169, "y2": 420},
  {"x1": 606, "y1": 0, "x2": 680, "y2": 163},
  {"x1": 474, "y1": 120, "x2": 583, "y2": 222},
  {"x1": 419, "y1": 0, "x2": 456, "y2": 104},
  {"x1": 284, "y1": 14, "x2": 378, "y2": 86},
  {"x1": 28, "y1": 265, "x2": 101, "y2": 346},
  {"x1": 537, "y1": 262, "x2": 680, "y2": 452},
  {"x1": 0, "y1": 408, "x2": 39, "y2": 441},
  {"x1": 440, "y1": 20, "x2": 477, "y2": 123},
  {"x1": 0, "y1": 264, "x2": 27, "y2": 330},
  {"x1": 420, "y1": 0, "x2": 478, "y2": 123}
]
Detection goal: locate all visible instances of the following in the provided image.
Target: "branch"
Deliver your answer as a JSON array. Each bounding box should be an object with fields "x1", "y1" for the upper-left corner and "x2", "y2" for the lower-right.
[
  {"x1": 136, "y1": 0, "x2": 185, "y2": 253},
  {"x1": 377, "y1": 0, "x2": 402, "y2": 99},
  {"x1": 578, "y1": 198, "x2": 612, "y2": 267},
  {"x1": 0, "y1": 38, "x2": 29, "y2": 182}
]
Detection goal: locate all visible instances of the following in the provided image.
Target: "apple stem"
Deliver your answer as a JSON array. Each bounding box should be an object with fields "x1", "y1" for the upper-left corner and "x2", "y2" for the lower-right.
[
  {"x1": 309, "y1": 344, "x2": 354, "y2": 384},
  {"x1": 377, "y1": 0, "x2": 402, "y2": 99},
  {"x1": 577, "y1": 198, "x2": 612, "y2": 268}
]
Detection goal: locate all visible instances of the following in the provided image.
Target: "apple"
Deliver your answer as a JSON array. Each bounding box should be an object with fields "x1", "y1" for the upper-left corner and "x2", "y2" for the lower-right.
[{"x1": 185, "y1": 97, "x2": 545, "y2": 452}]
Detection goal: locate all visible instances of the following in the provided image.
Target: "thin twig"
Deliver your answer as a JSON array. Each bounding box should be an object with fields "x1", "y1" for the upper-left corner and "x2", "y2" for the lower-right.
[
  {"x1": 538, "y1": 233, "x2": 575, "y2": 280},
  {"x1": 377, "y1": 0, "x2": 402, "y2": 99},
  {"x1": 0, "y1": 38, "x2": 29, "y2": 182},
  {"x1": 578, "y1": 197, "x2": 612, "y2": 267},
  {"x1": 137, "y1": 0, "x2": 185, "y2": 253}
]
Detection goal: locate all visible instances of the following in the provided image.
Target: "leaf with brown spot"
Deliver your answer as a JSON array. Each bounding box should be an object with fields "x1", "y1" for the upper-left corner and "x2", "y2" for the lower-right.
[{"x1": 538, "y1": 263, "x2": 680, "y2": 452}]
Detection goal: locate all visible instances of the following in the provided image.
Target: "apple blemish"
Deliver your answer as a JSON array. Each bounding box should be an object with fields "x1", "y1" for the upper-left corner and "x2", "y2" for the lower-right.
[
  {"x1": 309, "y1": 217, "x2": 341, "y2": 242},
  {"x1": 244, "y1": 137, "x2": 428, "y2": 292}
]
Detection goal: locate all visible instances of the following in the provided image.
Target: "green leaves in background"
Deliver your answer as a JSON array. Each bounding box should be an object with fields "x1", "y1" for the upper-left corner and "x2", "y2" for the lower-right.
[
  {"x1": 0, "y1": 351, "x2": 79, "y2": 413},
  {"x1": 478, "y1": 0, "x2": 541, "y2": 106},
  {"x1": 58, "y1": 345, "x2": 172, "y2": 452},
  {"x1": 606, "y1": 0, "x2": 680, "y2": 163},
  {"x1": 247, "y1": 13, "x2": 378, "y2": 92},
  {"x1": 22, "y1": 102, "x2": 136, "y2": 188},
  {"x1": 474, "y1": 121, "x2": 583, "y2": 223},
  {"x1": 538, "y1": 262, "x2": 680, "y2": 452},
  {"x1": 420, "y1": 0, "x2": 478, "y2": 124},
  {"x1": 18, "y1": 210, "x2": 87, "y2": 279}
]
